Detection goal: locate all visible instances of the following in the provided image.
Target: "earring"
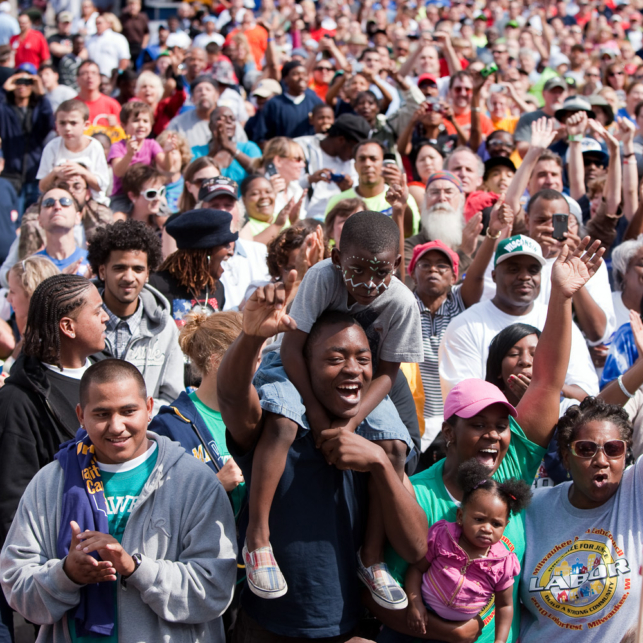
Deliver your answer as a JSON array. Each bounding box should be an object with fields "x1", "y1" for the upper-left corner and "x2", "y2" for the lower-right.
[{"x1": 445, "y1": 440, "x2": 451, "y2": 449}]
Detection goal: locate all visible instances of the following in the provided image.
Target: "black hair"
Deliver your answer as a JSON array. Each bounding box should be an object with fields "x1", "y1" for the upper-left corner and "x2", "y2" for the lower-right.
[
  {"x1": 311, "y1": 102, "x2": 334, "y2": 116},
  {"x1": 116, "y1": 68, "x2": 138, "y2": 86},
  {"x1": 79, "y1": 358, "x2": 147, "y2": 408},
  {"x1": 304, "y1": 310, "x2": 366, "y2": 361},
  {"x1": 458, "y1": 459, "x2": 532, "y2": 517},
  {"x1": 87, "y1": 219, "x2": 163, "y2": 276},
  {"x1": 556, "y1": 397, "x2": 633, "y2": 461},
  {"x1": 527, "y1": 188, "x2": 568, "y2": 215},
  {"x1": 485, "y1": 323, "x2": 541, "y2": 391},
  {"x1": 353, "y1": 138, "x2": 386, "y2": 159},
  {"x1": 409, "y1": 139, "x2": 444, "y2": 181},
  {"x1": 355, "y1": 90, "x2": 378, "y2": 104},
  {"x1": 358, "y1": 47, "x2": 379, "y2": 61},
  {"x1": 23, "y1": 275, "x2": 94, "y2": 369},
  {"x1": 240, "y1": 172, "x2": 270, "y2": 197},
  {"x1": 487, "y1": 129, "x2": 514, "y2": 144},
  {"x1": 339, "y1": 210, "x2": 400, "y2": 255}
]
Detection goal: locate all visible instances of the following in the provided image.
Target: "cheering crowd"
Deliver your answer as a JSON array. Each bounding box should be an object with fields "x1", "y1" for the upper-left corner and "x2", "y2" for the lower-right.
[{"x1": 1, "y1": 0, "x2": 643, "y2": 641}]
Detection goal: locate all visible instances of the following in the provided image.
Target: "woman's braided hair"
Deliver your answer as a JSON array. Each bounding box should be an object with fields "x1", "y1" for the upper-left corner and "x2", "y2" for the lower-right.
[
  {"x1": 159, "y1": 249, "x2": 214, "y2": 294},
  {"x1": 23, "y1": 274, "x2": 93, "y2": 369}
]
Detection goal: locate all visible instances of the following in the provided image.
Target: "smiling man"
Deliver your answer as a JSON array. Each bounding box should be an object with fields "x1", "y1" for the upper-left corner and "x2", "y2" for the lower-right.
[
  {"x1": 0, "y1": 358, "x2": 237, "y2": 643},
  {"x1": 439, "y1": 234, "x2": 599, "y2": 403},
  {"x1": 87, "y1": 219, "x2": 184, "y2": 415}
]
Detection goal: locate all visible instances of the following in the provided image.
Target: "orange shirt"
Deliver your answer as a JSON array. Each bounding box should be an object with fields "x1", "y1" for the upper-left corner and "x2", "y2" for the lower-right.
[
  {"x1": 309, "y1": 79, "x2": 329, "y2": 101},
  {"x1": 444, "y1": 110, "x2": 495, "y2": 138},
  {"x1": 227, "y1": 25, "x2": 267, "y2": 70}
]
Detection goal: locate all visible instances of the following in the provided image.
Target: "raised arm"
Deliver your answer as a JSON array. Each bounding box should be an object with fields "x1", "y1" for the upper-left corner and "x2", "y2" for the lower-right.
[
  {"x1": 516, "y1": 239, "x2": 604, "y2": 446},
  {"x1": 218, "y1": 275, "x2": 297, "y2": 452},
  {"x1": 588, "y1": 117, "x2": 621, "y2": 216},
  {"x1": 617, "y1": 116, "x2": 638, "y2": 221},
  {"x1": 566, "y1": 110, "x2": 588, "y2": 202},
  {"x1": 434, "y1": 31, "x2": 461, "y2": 76},
  {"x1": 326, "y1": 72, "x2": 347, "y2": 107}
]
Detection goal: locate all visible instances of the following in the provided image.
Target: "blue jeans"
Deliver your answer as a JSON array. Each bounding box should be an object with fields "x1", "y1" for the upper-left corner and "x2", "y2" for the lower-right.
[{"x1": 253, "y1": 351, "x2": 414, "y2": 451}]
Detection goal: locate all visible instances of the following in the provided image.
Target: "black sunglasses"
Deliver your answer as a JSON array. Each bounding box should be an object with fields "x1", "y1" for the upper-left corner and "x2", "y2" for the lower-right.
[{"x1": 42, "y1": 197, "x2": 73, "y2": 208}]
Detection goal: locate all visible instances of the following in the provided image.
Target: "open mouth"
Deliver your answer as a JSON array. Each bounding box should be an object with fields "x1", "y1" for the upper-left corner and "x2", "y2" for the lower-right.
[
  {"x1": 106, "y1": 435, "x2": 130, "y2": 447},
  {"x1": 336, "y1": 382, "x2": 361, "y2": 403},
  {"x1": 593, "y1": 472, "x2": 609, "y2": 486},
  {"x1": 476, "y1": 448, "x2": 498, "y2": 468}
]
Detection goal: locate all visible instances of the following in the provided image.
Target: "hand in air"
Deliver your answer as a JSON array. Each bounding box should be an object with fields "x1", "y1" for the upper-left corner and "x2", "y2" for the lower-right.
[
  {"x1": 243, "y1": 270, "x2": 298, "y2": 338},
  {"x1": 551, "y1": 237, "x2": 604, "y2": 299}
]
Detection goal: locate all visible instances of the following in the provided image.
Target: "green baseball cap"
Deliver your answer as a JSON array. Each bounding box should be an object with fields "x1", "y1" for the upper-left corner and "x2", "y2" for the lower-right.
[{"x1": 494, "y1": 235, "x2": 546, "y2": 268}]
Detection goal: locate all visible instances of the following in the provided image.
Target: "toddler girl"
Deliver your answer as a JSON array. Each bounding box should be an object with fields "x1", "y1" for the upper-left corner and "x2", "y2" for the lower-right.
[{"x1": 406, "y1": 460, "x2": 532, "y2": 643}]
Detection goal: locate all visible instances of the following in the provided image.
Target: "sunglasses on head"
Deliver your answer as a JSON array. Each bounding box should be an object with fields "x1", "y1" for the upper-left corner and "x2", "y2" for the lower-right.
[
  {"x1": 143, "y1": 186, "x2": 166, "y2": 200},
  {"x1": 43, "y1": 196, "x2": 73, "y2": 208},
  {"x1": 570, "y1": 439, "x2": 627, "y2": 459}
]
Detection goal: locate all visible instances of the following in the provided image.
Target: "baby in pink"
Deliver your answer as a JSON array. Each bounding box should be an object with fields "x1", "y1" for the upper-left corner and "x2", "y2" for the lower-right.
[{"x1": 405, "y1": 461, "x2": 531, "y2": 642}]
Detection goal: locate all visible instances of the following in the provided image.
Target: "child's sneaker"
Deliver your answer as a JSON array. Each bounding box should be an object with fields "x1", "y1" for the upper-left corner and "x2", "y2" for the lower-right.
[
  {"x1": 243, "y1": 541, "x2": 288, "y2": 599},
  {"x1": 357, "y1": 549, "x2": 408, "y2": 610}
]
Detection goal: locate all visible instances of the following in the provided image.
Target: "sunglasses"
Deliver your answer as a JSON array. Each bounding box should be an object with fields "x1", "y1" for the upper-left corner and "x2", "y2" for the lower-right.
[
  {"x1": 15, "y1": 78, "x2": 34, "y2": 86},
  {"x1": 43, "y1": 196, "x2": 73, "y2": 208},
  {"x1": 609, "y1": 71, "x2": 624, "y2": 76},
  {"x1": 143, "y1": 186, "x2": 166, "y2": 200},
  {"x1": 570, "y1": 439, "x2": 627, "y2": 459},
  {"x1": 315, "y1": 66, "x2": 333, "y2": 71}
]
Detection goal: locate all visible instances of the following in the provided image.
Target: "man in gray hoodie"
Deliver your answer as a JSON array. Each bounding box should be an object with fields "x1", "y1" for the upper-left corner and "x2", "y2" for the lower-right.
[
  {"x1": 0, "y1": 358, "x2": 237, "y2": 643},
  {"x1": 87, "y1": 219, "x2": 184, "y2": 414}
]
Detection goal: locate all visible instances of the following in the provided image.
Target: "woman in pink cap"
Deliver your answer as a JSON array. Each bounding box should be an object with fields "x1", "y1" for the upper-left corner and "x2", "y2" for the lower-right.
[{"x1": 370, "y1": 237, "x2": 604, "y2": 643}]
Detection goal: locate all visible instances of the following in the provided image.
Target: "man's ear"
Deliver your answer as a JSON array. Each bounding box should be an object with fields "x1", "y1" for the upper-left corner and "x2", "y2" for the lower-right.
[
  {"x1": 76, "y1": 402, "x2": 84, "y2": 428},
  {"x1": 331, "y1": 246, "x2": 342, "y2": 268},
  {"x1": 84, "y1": 120, "x2": 91, "y2": 130},
  {"x1": 98, "y1": 265, "x2": 106, "y2": 281},
  {"x1": 59, "y1": 316, "x2": 76, "y2": 340},
  {"x1": 393, "y1": 253, "x2": 402, "y2": 271},
  {"x1": 308, "y1": 111, "x2": 313, "y2": 124},
  {"x1": 146, "y1": 396, "x2": 154, "y2": 419},
  {"x1": 491, "y1": 268, "x2": 496, "y2": 284}
]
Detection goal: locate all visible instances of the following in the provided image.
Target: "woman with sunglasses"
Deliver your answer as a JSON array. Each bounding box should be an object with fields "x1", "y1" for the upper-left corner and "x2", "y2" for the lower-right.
[
  {"x1": 518, "y1": 397, "x2": 640, "y2": 642},
  {"x1": 113, "y1": 164, "x2": 169, "y2": 231},
  {"x1": 603, "y1": 62, "x2": 627, "y2": 106},
  {"x1": 178, "y1": 157, "x2": 220, "y2": 213}
]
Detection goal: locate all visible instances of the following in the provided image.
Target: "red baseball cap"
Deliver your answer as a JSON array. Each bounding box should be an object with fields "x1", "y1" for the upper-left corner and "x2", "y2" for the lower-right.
[
  {"x1": 408, "y1": 240, "x2": 460, "y2": 277},
  {"x1": 418, "y1": 73, "x2": 438, "y2": 86},
  {"x1": 444, "y1": 379, "x2": 518, "y2": 420}
]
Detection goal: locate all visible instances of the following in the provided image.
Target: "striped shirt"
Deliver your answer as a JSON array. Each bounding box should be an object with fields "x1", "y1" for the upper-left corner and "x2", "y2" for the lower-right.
[
  {"x1": 103, "y1": 299, "x2": 144, "y2": 360},
  {"x1": 416, "y1": 287, "x2": 465, "y2": 419}
]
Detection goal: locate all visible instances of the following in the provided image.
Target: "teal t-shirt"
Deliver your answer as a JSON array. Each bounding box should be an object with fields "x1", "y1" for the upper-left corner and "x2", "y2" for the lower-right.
[
  {"x1": 70, "y1": 444, "x2": 159, "y2": 643},
  {"x1": 386, "y1": 417, "x2": 546, "y2": 643},
  {"x1": 189, "y1": 391, "x2": 245, "y2": 519}
]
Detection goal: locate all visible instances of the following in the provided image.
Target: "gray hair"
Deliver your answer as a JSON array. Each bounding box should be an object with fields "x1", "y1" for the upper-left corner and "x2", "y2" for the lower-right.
[
  {"x1": 446, "y1": 146, "x2": 484, "y2": 178},
  {"x1": 612, "y1": 234, "x2": 643, "y2": 289}
]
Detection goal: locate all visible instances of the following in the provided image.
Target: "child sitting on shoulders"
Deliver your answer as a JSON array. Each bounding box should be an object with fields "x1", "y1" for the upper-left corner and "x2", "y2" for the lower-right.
[{"x1": 406, "y1": 460, "x2": 532, "y2": 643}]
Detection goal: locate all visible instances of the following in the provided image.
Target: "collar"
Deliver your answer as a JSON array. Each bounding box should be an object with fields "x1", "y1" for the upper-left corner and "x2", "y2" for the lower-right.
[
  {"x1": 414, "y1": 290, "x2": 453, "y2": 315},
  {"x1": 233, "y1": 239, "x2": 246, "y2": 258},
  {"x1": 103, "y1": 297, "x2": 144, "y2": 333},
  {"x1": 284, "y1": 92, "x2": 306, "y2": 105}
]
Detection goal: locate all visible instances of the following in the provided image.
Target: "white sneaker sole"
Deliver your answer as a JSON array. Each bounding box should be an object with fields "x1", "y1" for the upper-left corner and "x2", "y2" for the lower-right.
[
  {"x1": 357, "y1": 569, "x2": 409, "y2": 610},
  {"x1": 246, "y1": 576, "x2": 288, "y2": 600}
]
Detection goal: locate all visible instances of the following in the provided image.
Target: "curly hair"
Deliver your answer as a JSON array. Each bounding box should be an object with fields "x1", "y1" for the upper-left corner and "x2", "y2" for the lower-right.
[
  {"x1": 556, "y1": 397, "x2": 633, "y2": 460},
  {"x1": 266, "y1": 220, "x2": 330, "y2": 279},
  {"x1": 458, "y1": 459, "x2": 532, "y2": 517},
  {"x1": 159, "y1": 248, "x2": 215, "y2": 293},
  {"x1": 324, "y1": 198, "x2": 365, "y2": 243},
  {"x1": 23, "y1": 275, "x2": 94, "y2": 369},
  {"x1": 87, "y1": 219, "x2": 163, "y2": 275}
]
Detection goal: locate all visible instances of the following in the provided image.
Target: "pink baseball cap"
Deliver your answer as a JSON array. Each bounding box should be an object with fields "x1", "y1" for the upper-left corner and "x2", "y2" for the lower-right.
[
  {"x1": 407, "y1": 240, "x2": 460, "y2": 277},
  {"x1": 444, "y1": 379, "x2": 518, "y2": 420}
]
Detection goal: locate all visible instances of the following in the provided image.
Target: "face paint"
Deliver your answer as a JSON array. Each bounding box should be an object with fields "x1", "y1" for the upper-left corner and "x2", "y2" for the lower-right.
[{"x1": 342, "y1": 271, "x2": 391, "y2": 293}]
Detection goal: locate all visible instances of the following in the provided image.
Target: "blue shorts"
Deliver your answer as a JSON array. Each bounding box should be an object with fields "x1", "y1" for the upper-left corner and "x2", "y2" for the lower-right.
[{"x1": 253, "y1": 351, "x2": 414, "y2": 451}]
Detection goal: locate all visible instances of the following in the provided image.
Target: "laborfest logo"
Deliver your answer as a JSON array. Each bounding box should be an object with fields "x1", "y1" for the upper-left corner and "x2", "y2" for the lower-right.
[{"x1": 527, "y1": 529, "x2": 631, "y2": 630}]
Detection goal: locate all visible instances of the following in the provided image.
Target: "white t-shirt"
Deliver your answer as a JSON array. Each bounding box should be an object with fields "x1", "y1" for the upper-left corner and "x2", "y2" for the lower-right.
[
  {"x1": 520, "y1": 458, "x2": 643, "y2": 642},
  {"x1": 438, "y1": 298, "x2": 599, "y2": 399},
  {"x1": 46, "y1": 84, "x2": 77, "y2": 112},
  {"x1": 86, "y1": 29, "x2": 130, "y2": 76},
  {"x1": 612, "y1": 291, "x2": 631, "y2": 332},
  {"x1": 219, "y1": 238, "x2": 270, "y2": 311},
  {"x1": 192, "y1": 32, "x2": 225, "y2": 49},
  {"x1": 481, "y1": 256, "x2": 616, "y2": 344},
  {"x1": 37, "y1": 136, "x2": 110, "y2": 204}
]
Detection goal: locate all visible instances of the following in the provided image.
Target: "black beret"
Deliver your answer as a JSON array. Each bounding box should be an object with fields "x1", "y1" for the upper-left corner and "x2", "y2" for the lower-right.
[{"x1": 165, "y1": 209, "x2": 238, "y2": 250}]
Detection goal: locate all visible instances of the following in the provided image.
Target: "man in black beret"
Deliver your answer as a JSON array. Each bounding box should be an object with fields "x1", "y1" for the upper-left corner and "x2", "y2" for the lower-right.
[
  {"x1": 253, "y1": 60, "x2": 323, "y2": 145},
  {"x1": 149, "y1": 209, "x2": 237, "y2": 325}
]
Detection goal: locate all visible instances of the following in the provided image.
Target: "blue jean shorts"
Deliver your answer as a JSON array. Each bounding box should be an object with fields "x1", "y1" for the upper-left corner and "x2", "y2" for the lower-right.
[{"x1": 253, "y1": 351, "x2": 414, "y2": 451}]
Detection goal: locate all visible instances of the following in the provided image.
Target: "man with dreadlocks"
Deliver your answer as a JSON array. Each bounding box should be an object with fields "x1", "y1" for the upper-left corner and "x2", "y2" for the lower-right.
[
  {"x1": 0, "y1": 274, "x2": 109, "y2": 581},
  {"x1": 150, "y1": 208, "x2": 237, "y2": 327}
]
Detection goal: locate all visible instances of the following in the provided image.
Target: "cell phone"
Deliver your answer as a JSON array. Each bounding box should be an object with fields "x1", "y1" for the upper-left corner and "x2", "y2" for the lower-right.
[
  {"x1": 383, "y1": 153, "x2": 397, "y2": 167},
  {"x1": 480, "y1": 63, "x2": 498, "y2": 78},
  {"x1": 265, "y1": 161, "x2": 278, "y2": 177},
  {"x1": 490, "y1": 83, "x2": 505, "y2": 93},
  {"x1": 329, "y1": 172, "x2": 344, "y2": 184},
  {"x1": 552, "y1": 213, "x2": 569, "y2": 241},
  {"x1": 426, "y1": 98, "x2": 443, "y2": 113}
]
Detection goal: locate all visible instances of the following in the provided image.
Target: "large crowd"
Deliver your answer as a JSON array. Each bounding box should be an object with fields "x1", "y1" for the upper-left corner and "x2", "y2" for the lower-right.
[{"x1": 0, "y1": 0, "x2": 642, "y2": 641}]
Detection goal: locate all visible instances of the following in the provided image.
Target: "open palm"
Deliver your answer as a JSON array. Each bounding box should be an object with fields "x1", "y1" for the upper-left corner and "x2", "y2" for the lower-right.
[
  {"x1": 551, "y1": 237, "x2": 604, "y2": 299},
  {"x1": 243, "y1": 270, "x2": 298, "y2": 338}
]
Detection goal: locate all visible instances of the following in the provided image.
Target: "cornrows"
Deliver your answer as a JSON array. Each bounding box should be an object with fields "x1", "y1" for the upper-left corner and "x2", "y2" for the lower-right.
[
  {"x1": 159, "y1": 248, "x2": 216, "y2": 295},
  {"x1": 23, "y1": 275, "x2": 92, "y2": 369}
]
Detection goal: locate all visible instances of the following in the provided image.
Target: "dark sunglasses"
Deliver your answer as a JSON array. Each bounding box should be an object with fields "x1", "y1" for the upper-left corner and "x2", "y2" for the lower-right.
[
  {"x1": 609, "y1": 71, "x2": 624, "y2": 76},
  {"x1": 15, "y1": 77, "x2": 34, "y2": 86},
  {"x1": 315, "y1": 66, "x2": 333, "y2": 71},
  {"x1": 43, "y1": 196, "x2": 73, "y2": 208},
  {"x1": 570, "y1": 439, "x2": 627, "y2": 459}
]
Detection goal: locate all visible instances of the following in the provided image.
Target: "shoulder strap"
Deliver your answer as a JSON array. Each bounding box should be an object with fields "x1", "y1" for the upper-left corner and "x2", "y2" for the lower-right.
[{"x1": 170, "y1": 406, "x2": 225, "y2": 471}]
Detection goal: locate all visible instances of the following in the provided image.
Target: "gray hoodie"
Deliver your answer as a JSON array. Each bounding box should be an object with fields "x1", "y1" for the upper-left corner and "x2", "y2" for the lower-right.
[
  {"x1": 0, "y1": 433, "x2": 237, "y2": 643},
  {"x1": 103, "y1": 284, "x2": 184, "y2": 415}
]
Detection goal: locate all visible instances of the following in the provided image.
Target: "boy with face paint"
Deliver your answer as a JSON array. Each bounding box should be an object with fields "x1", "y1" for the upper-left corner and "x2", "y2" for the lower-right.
[{"x1": 243, "y1": 211, "x2": 423, "y2": 610}]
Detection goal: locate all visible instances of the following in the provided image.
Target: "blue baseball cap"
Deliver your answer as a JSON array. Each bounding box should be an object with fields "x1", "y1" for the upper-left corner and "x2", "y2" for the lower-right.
[{"x1": 16, "y1": 62, "x2": 37, "y2": 75}]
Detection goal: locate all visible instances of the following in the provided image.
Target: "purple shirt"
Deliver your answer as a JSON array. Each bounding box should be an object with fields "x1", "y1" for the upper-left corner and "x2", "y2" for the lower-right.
[{"x1": 108, "y1": 138, "x2": 163, "y2": 196}]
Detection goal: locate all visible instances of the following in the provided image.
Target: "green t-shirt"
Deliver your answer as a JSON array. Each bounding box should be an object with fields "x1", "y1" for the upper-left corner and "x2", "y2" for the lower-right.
[
  {"x1": 189, "y1": 391, "x2": 245, "y2": 518},
  {"x1": 386, "y1": 417, "x2": 546, "y2": 643},
  {"x1": 245, "y1": 215, "x2": 289, "y2": 238},
  {"x1": 70, "y1": 444, "x2": 159, "y2": 643},
  {"x1": 323, "y1": 186, "x2": 421, "y2": 236}
]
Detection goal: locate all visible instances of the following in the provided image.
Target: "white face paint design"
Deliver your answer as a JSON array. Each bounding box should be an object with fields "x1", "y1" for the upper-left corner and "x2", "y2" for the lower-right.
[{"x1": 342, "y1": 255, "x2": 394, "y2": 295}]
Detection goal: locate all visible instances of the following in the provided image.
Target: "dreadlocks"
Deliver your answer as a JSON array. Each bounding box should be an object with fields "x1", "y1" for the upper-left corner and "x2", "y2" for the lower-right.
[
  {"x1": 23, "y1": 274, "x2": 93, "y2": 369},
  {"x1": 158, "y1": 248, "x2": 215, "y2": 294}
]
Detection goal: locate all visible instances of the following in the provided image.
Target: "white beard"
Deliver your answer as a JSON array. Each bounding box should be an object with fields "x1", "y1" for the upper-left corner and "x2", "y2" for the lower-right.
[{"x1": 420, "y1": 202, "x2": 465, "y2": 249}]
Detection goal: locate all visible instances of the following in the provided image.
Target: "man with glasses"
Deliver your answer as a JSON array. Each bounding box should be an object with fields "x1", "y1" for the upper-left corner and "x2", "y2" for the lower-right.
[
  {"x1": 491, "y1": 43, "x2": 511, "y2": 73},
  {"x1": 309, "y1": 59, "x2": 335, "y2": 102},
  {"x1": 444, "y1": 70, "x2": 495, "y2": 140}
]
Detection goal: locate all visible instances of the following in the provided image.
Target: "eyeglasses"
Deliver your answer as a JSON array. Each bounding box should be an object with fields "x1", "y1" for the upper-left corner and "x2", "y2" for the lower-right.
[
  {"x1": 416, "y1": 261, "x2": 452, "y2": 273},
  {"x1": 315, "y1": 66, "x2": 333, "y2": 71},
  {"x1": 570, "y1": 439, "x2": 627, "y2": 459},
  {"x1": 143, "y1": 186, "x2": 166, "y2": 200},
  {"x1": 287, "y1": 156, "x2": 305, "y2": 162},
  {"x1": 42, "y1": 197, "x2": 73, "y2": 208},
  {"x1": 608, "y1": 71, "x2": 624, "y2": 76}
]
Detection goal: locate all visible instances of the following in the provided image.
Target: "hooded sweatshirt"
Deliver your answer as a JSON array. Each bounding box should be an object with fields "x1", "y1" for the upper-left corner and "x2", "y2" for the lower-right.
[
  {"x1": 0, "y1": 354, "x2": 102, "y2": 548},
  {"x1": 102, "y1": 284, "x2": 184, "y2": 415},
  {"x1": 0, "y1": 433, "x2": 237, "y2": 643}
]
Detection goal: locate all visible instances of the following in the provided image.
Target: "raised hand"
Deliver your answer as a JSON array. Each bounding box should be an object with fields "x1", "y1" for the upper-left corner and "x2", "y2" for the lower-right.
[
  {"x1": 630, "y1": 309, "x2": 643, "y2": 358},
  {"x1": 615, "y1": 115, "x2": 636, "y2": 145},
  {"x1": 487, "y1": 196, "x2": 514, "y2": 237},
  {"x1": 63, "y1": 521, "x2": 118, "y2": 585},
  {"x1": 76, "y1": 529, "x2": 136, "y2": 577},
  {"x1": 385, "y1": 171, "x2": 409, "y2": 210},
  {"x1": 126, "y1": 137, "x2": 140, "y2": 155},
  {"x1": 460, "y1": 211, "x2": 483, "y2": 257},
  {"x1": 551, "y1": 237, "x2": 604, "y2": 299},
  {"x1": 507, "y1": 373, "x2": 531, "y2": 400},
  {"x1": 295, "y1": 224, "x2": 325, "y2": 281},
  {"x1": 243, "y1": 270, "x2": 298, "y2": 338},
  {"x1": 530, "y1": 116, "x2": 556, "y2": 150},
  {"x1": 587, "y1": 117, "x2": 618, "y2": 150},
  {"x1": 566, "y1": 110, "x2": 588, "y2": 139}
]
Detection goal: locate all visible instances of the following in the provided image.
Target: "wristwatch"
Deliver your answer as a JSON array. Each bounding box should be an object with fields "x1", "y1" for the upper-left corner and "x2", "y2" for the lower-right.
[{"x1": 121, "y1": 553, "x2": 142, "y2": 586}]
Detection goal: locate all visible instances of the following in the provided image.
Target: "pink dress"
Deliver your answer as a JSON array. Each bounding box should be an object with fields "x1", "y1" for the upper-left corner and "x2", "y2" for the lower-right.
[
  {"x1": 420, "y1": 519, "x2": 520, "y2": 620},
  {"x1": 107, "y1": 138, "x2": 163, "y2": 196}
]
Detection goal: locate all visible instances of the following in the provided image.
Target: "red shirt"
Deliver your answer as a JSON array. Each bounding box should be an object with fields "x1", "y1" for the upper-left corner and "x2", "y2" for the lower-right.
[
  {"x1": 10, "y1": 29, "x2": 50, "y2": 68},
  {"x1": 76, "y1": 93, "x2": 122, "y2": 126},
  {"x1": 439, "y1": 57, "x2": 469, "y2": 78}
]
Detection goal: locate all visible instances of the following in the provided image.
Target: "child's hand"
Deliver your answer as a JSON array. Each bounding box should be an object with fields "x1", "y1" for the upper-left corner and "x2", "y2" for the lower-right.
[
  {"x1": 385, "y1": 172, "x2": 408, "y2": 212},
  {"x1": 407, "y1": 601, "x2": 429, "y2": 635},
  {"x1": 162, "y1": 133, "x2": 178, "y2": 153},
  {"x1": 126, "y1": 137, "x2": 141, "y2": 156}
]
